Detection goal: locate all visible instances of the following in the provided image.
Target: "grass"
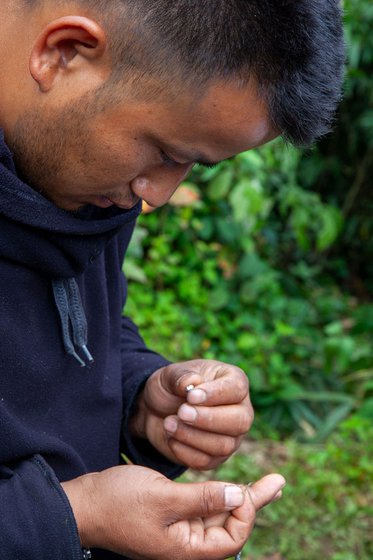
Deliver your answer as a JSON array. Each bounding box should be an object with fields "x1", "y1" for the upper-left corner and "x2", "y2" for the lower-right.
[{"x1": 178, "y1": 417, "x2": 373, "y2": 560}]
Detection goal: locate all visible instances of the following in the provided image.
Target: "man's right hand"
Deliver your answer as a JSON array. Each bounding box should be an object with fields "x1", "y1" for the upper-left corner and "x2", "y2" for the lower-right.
[{"x1": 62, "y1": 465, "x2": 285, "y2": 559}]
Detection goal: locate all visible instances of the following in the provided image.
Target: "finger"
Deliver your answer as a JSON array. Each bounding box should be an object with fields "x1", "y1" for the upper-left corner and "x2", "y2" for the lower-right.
[
  {"x1": 165, "y1": 480, "x2": 246, "y2": 519},
  {"x1": 186, "y1": 366, "x2": 249, "y2": 406},
  {"x1": 177, "y1": 399, "x2": 253, "y2": 436},
  {"x1": 143, "y1": 369, "x2": 185, "y2": 415},
  {"x1": 164, "y1": 415, "x2": 240, "y2": 457},
  {"x1": 144, "y1": 365, "x2": 203, "y2": 417},
  {"x1": 203, "y1": 511, "x2": 231, "y2": 529},
  {"x1": 160, "y1": 363, "x2": 204, "y2": 398},
  {"x1": 167, "y1": 438, "x2": 228, "y2": 470},
  {"x1": 224, "y1": 484, "x2": 256, "y2": 536},
  {"x1": 170, "y1": 515, "x2": 247, "y2": 560},
  {"x1": 167, "y1": 517, "x2": 240, "y2": 560}
]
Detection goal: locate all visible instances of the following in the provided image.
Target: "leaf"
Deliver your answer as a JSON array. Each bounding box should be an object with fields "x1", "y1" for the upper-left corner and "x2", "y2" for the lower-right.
[
  {"x1": 316, "y1": 206, "x2": 343, "y2": 251},
  {"x1": 142, "y1": 201, "x2": 156, "y2": 214},
  {"x1": 229, "y1": 178, "x2": 270, "y2": 226},
  {"x1": 123, "y1": 259, "x2": 147, "y2": 284},
  {"x1": 207, "y1": 167, "x2": 234, "y2": 200},
  {"x1": 125, "y1": 226, "x2": 147, "y2": 259},
  {"x1": 279, "y1": 390, "x2": 355, "y2": 404},
  {"x1": 292, "y1": 401, "x2": 322, "y2": 430},
  {"x1": 275, "y1": 321, "x2": 296, "y2": 337},
  {"x1": 208, "y1": 285, "x2": 230, "y2": 311},
  {"x1": 356, "y1": 398, "x2": 373, "y2": 419},
  {"x1": 236, "y1": 150, "x2": 265, "y2": 172},
  {"x1": 239, "y1": 252, "x2": 268, "y2": 278},
  {"x1": 169, "y1": 183, "x2": 200, "y2": 207},
  {"x1": 312, "y1": 402, "x2": 354, "y2": 443},
  {"x1": 324, "y1": 321, "x2": 344, "y2": 336},
  {"x1": 290, "y1": 206, "x2": 312, "y2": 250}
]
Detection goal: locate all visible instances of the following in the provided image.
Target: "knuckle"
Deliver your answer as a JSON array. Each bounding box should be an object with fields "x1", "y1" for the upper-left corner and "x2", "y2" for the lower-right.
[
  {"x1": 238, "y1": 409, "x2": 252, "y2": 434},
  {"x1": 236, "y1": 371, "x2": 249, "y2": 394},
  {"x1": 201, "y1": 485, "x2": 218, "y2": 514},
  {"x1": 220, "y1": 436, "x2": 237, "y2": 456},
  {"x1": 247, "y1": 402, "x2": 255, "y2": 424}
]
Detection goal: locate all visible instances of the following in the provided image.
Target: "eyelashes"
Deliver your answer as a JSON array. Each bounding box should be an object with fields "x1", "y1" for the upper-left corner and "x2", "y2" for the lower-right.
[
  {"x1": 198, "y1": 161, "x2": 219, "y2": 169},
  {"x1": 160, "y1": 150, "x2": 219, "y2": 170},
  {"x1": 160, "y1": 150, "x2": 182, "y2": 168}
]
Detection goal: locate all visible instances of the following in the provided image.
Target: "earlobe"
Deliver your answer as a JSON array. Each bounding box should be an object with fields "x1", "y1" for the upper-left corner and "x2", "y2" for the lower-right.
[{"x1": 29, "y1": 16, "x2": 107, "y2": 93}]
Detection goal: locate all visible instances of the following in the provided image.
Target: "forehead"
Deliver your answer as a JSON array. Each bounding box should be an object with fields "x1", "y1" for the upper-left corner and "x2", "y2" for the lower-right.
[
  {"x1": 104, "y1": 78, "x2": 276, "y2": 160},
  {"x1": 174, "y1": 80, "x2": 276, "y2": 157}
]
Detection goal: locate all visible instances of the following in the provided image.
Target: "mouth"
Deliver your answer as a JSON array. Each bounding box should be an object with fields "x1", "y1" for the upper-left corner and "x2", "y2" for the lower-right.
[{"x1": 95, "y1": 193, "x2": 141, "y2": 210}]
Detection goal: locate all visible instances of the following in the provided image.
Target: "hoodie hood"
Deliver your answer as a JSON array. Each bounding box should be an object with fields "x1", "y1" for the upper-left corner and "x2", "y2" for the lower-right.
[{"x1": 0, "y1": 130, "x2": 142, "y2": 278}]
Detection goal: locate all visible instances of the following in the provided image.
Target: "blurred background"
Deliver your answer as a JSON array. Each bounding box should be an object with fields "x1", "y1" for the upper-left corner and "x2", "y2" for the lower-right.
[{"x1": 123, "y1": 1, "x2": 372, "y2": 557}]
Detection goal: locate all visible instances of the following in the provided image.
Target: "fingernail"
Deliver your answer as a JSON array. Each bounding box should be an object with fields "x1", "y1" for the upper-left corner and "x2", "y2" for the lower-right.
[
  {"x1": 187, "y1": 388, "x2": 206, "y2": 404},
  {"x1": 164, "y1": 417, "x2": 178, "y2": 434},
  {"x1": 178, "y1": 404, "x2": 197, "y2": 423},
  {"x1": 225, "y1": 486, "x2": 244, "y2": 508}
]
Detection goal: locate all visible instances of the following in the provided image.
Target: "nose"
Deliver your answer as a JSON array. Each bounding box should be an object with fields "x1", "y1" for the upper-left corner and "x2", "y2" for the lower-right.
[{"x1": 131, "y1": 163, "x2": 193, "y2": 207}]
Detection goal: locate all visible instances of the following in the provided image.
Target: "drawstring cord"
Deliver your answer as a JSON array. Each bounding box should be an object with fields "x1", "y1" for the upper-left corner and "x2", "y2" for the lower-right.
[{"x1": 52, "y1": 278, "x2": 94, "y2": 367}]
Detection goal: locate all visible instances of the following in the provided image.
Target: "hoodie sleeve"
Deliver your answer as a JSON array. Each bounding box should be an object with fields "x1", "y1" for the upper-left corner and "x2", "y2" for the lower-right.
[
  {"x1": 120, "y1": 315, "x2": 185, "y2": 479},
  {"x1": 0, "y1": 455, "x2": 82, "y2": 560}
]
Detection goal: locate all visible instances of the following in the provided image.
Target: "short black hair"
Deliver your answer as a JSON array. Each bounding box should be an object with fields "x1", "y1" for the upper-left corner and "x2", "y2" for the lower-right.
[{"x1": 27, "y1": 0, "x2": 346, "y2": 146}]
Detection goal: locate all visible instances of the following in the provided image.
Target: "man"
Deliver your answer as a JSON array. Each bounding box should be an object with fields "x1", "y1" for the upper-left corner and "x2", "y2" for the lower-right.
[{"x1": 0, "y1": 1, "x2": 344, "y2": 559}]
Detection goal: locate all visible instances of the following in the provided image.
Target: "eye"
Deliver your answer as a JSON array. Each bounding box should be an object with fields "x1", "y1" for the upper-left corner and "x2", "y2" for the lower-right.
[{"x1": 160, "y1": 150, "x2": 181, "y2": 168}]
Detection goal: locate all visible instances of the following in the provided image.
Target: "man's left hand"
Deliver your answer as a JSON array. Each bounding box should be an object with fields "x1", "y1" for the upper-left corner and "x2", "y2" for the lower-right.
[{"x1": 130, "y1": 359, "x2": 253, "y2": 470}]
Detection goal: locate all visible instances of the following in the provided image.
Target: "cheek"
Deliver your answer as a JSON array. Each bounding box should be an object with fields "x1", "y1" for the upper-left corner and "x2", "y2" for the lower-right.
[{"x1": 94, "y1": 136, "x2": 147, "y2": 183}]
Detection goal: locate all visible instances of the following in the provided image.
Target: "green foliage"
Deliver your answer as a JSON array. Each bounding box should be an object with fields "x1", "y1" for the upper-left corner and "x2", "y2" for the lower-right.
[
  {"x1": 298, "y1": 0, "x2": 373, "y2": 296},
  {"x1": 123, "y1": 0, "x2": 373, "y2": 438}
]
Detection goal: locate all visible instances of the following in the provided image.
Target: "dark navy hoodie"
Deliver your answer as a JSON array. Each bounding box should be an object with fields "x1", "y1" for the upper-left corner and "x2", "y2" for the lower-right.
[{"x1": 0, "y1": 131, "x2": 182, "y2": 559}]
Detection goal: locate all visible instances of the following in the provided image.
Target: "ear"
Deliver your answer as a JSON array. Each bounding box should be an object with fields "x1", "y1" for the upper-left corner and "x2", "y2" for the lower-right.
[{"x1": 29, "y1": 16, "x2": 108, "y2": 93}]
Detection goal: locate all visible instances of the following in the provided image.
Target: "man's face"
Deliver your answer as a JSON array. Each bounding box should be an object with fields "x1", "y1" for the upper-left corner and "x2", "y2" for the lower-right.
[{"x1": 8, "y1": 78, "x2": 276, "y2": 212}]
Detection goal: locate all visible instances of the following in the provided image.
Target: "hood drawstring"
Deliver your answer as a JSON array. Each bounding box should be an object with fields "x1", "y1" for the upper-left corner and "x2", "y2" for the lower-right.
[{"x1": 52, "y1": 279, "x2": 94, "y2": 367}]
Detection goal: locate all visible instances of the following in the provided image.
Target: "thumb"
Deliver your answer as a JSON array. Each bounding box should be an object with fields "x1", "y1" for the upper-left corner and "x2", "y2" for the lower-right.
[
  {"x1": 166, "y1": 480, "x2": 245, "y2": 519},
  {"x1": 246, "y1": 474, "x2": 286, "y2": 512}
]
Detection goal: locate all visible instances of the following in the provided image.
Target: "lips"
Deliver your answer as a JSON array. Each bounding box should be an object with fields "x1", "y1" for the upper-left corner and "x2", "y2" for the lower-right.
[
  {"x1": 108, "y1": 195, "x2": 141, "y2": 209},
  {"x1": 96, "y1": 196, "x2": 115, "y2": 208},
  {"x1": 95, "y1": 194, "x2": 140, "y2": 210}
]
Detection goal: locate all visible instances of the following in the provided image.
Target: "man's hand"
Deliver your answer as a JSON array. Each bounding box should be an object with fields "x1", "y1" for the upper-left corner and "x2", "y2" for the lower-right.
[
  {"x1": 130, "y1": 360, "x2": 253, "y2": 470},
  {"x1": 62, "y1": 465, "x2": 285, "y2": 559}
]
